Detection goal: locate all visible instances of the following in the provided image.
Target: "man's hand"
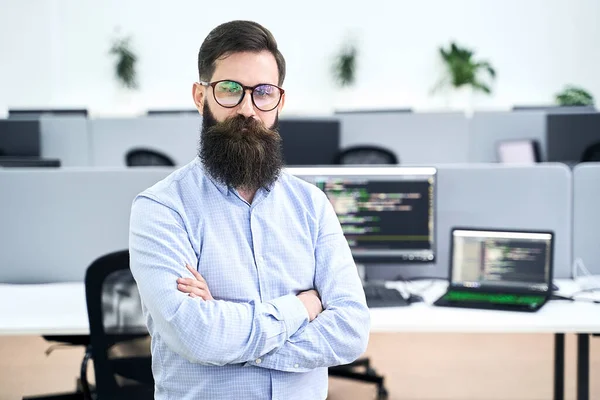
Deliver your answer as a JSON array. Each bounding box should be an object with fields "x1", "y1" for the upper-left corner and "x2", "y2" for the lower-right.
[
  {"x1": 297, "y1": 290, "x2": 323, "y2": 321},
  {"x1": 176, "y1": 264, "x2": 214, "y2": 300}
]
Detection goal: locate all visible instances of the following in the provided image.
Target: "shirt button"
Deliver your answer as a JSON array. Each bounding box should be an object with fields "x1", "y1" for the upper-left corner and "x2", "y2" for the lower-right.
[
  {"x1": 255, "y1": 358, "x2": 262, "y2": 364},
  {"x1": 294, "y1": 363, "x2": 299, "y2": 368}
]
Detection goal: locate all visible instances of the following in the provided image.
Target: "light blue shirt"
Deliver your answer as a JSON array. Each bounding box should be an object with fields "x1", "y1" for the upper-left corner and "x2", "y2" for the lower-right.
[{"x1": 129, "y1": 157, "x2": 370, "y2": 400}]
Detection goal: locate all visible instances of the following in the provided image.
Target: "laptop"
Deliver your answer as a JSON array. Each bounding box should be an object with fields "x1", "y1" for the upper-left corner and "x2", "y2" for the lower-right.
[{"x1": 434, "y1": 227, "x2": 554, "y2": 312}]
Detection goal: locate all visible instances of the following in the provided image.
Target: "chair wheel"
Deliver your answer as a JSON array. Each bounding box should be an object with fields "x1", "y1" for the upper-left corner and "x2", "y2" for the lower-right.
[{"x1": 377, "y1": 386, "x2": 389, "y2": 400}]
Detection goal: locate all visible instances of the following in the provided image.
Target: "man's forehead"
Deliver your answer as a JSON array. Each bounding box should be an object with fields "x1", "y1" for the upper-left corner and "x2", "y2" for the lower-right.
[{"x1": 211, "y1": 51, "x2": 279, "y2": 85}]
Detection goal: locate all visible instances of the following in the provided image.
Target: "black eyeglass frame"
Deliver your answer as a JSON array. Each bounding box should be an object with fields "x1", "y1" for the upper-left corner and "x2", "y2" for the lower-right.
[{"x1": 199, "y1": 80, "x2": 285, "y2": 112}]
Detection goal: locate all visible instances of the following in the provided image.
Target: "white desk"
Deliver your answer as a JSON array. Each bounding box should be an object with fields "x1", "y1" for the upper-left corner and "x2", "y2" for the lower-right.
[
  {"x1": 0, "y1": 283, "x2": 88, "y2": 336},
  {"x1": 1, "y1": 280, "x2": 598, "y2": 400}
]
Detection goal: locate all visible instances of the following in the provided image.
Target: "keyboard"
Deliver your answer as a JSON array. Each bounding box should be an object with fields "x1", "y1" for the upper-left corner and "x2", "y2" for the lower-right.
[
  {"x1": 363, "y1": 284, "x2": 410, "y2": 308},
  {"x1": 433, "y1": 291, "x2": 547, "y2": 312}
]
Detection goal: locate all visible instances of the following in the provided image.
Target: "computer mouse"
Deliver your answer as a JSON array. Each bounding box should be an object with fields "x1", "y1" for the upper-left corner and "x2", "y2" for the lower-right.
[{"x1": 408, "y1": 294, "x2": 424, "y2": 304}]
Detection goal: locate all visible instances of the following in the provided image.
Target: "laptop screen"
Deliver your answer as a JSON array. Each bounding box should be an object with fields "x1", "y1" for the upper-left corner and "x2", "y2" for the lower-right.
[{"x1": 451, "y1": 229, "x2": 553, "y2": 292}]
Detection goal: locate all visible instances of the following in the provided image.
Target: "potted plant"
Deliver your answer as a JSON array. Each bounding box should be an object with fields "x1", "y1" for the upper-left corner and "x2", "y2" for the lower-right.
[
  {"x1": 332, "y1": 39, "x2": 357, "y2": 88},
  {"x1": 555, "y1": 85, "x2": 594, "y2": 107},
  {"x1": 110, "y1": 35, "x2": 138, "y2": 90},
  {"x1": 330, "y1": 37, "x2": 360, "y2": 111},
  {"x1": 432, "y1": 41, "x2": 496, "y2": 113}
]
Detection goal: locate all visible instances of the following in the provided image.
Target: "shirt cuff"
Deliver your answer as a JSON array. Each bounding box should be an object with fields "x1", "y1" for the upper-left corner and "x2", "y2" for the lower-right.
[{"x1": 268, "y1": 294, "x2": 309, "y2": 339}]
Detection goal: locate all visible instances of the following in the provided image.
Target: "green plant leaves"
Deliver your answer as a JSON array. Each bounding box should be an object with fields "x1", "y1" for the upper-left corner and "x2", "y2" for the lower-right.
[
  {"x1": 332, "y1": 41, "x2": 357, "y2": 88},
  {"x1": 555, "y1": 85, "x2": 594, "y2": 106},
  {"x1": 110, "y1": 36, "x2": 138, "y2": 90},
  {"x1": 434, "y1": 41, "x2": 495, "y2": 95}
]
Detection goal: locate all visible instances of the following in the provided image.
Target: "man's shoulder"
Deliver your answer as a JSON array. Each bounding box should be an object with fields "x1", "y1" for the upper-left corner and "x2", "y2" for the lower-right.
[
  {"x1": 135, "y1": 157, "x2": 205, "y2": 207},
  {"x1": 276, "y1": 170, "x2": 329, "y2": 207}
]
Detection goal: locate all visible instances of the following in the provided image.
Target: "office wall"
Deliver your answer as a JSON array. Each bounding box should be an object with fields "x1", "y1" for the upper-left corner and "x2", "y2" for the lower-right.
[{"x1": 1, "y1": 0, "x2": 599, "y2": 116}]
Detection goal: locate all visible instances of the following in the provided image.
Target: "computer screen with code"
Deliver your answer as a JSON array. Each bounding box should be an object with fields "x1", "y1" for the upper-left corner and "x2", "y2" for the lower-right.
[
  {"x1": 451, "y1": 229, "x2": 553, "y2": 292},
  {"x1": 289, "y1": 167, "x2": 436, "y2": 263}
]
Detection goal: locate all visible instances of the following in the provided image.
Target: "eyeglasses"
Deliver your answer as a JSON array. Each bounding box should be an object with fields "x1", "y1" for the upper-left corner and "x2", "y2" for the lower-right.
[{"x1": 199, "y1": 80, "x2": 284, "y2": 112}]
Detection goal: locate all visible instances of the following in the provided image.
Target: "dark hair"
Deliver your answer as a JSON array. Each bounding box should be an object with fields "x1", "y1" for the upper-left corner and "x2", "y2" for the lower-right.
[{"x1": 198, "y1": 20, "x2": 286, "y2": 86}]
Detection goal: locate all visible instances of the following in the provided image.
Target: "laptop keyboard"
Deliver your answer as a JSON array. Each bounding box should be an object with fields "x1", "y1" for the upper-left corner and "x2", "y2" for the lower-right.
[{"x1": 435, "y1": 290, "x2": 546, "y2": 311}]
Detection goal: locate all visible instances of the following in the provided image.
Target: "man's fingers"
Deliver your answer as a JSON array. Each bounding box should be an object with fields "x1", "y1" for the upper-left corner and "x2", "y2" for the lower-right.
[
  {"x1": 177, "y1": 277, "x2": 208, "y2": 290},
  {"x1": 185, "y1": 264, "x2": 207, "y2": 283},
  {"x1": 178, "y1": 283, "x2": 211, "y2": 299}
]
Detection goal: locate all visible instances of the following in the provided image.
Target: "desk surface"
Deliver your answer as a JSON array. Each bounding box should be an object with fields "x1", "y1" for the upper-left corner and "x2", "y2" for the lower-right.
[{"x1": 1, "y1": 280, "x2": 599, "y2": 336}]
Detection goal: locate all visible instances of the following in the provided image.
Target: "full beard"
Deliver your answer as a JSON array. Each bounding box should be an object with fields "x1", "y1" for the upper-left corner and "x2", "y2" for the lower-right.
[{"x1": 198, "y1": 104, "x2": 283, "y2": 192}]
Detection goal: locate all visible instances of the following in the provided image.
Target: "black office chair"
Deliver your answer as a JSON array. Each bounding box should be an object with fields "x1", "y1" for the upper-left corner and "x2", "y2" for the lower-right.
[
  {"x1": 334, "y1": 145, "x2": 399, "y2": 165},
  {"x1": 581, "y1": 142, "x2": 600, "y2": 162},
  {"x1": 125, "y1": 148, "x2": 175, "y2": 167},
  {"x1": 84, "y1": 250, "x2": 154, "y2": 400}
]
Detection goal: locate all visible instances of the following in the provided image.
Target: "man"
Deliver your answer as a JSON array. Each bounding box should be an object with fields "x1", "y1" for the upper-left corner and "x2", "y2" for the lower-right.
[{"x1": 129, "y1": 20, "x2": 370, "y2": 400}]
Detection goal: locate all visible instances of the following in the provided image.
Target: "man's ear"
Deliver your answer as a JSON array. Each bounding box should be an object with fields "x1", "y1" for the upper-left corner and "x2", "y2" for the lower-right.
[{"x1": 192, "y1": 82, "x2": 205, "y2": 115}]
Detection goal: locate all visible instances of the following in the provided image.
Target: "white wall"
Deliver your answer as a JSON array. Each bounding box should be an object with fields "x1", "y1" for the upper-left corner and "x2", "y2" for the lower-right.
[{"x1": 1, "y1": 0, "x2": 599, "y2": 117}]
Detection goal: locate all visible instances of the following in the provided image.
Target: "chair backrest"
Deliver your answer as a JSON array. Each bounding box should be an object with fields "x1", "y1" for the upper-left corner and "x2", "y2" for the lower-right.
[
  {"x1": 581, "y1": 142, "x2": 600, "y2": 162},
  {"x1": 335, "y1": 145, "x2": 399, "y2": 165},
  {"x1": 85, "y1": 250, "x2": 152, "y2": 397},
  {"x1": 125, "y1": 148, "x2": 175, "y2": 167}
]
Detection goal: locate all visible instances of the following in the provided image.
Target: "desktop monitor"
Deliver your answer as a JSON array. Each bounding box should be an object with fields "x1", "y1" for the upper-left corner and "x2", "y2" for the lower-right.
[
  {"x1": 0, "y1": 119, "x2": 41, "y2": 157},
  {"x1": 289, "y1": 166, "x2": 436, "y2": 264},
  {"x1": 546, "y1": 113, "x2": 600, "y2": 164},
  {"x1": 277, "y1": 118, "x2": 340, "y2": 165},
  {"x1": 8, "y1": 108, "x2": 88, "y2": 118},
  {"x1": 496, "y1": 139, "x2": 541, "y2": 164}
]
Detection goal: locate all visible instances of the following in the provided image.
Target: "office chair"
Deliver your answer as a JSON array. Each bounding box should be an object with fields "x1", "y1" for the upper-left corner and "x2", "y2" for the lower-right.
[
  {"x1": 581, "y1": 142, "x2": 600, "y2": 162},
  {"x1": 85, "y1": 250, "x2": 154, "y2": 400},
  {"x1": 334, "y1": 145, "x2": 399, "y2": 165},
  {"x1": 125, "y1": 148, "x2": 175, "y2": 167}
]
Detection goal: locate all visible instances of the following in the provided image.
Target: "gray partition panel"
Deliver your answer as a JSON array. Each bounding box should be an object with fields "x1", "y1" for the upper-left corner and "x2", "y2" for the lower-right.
[
  {"x1": 39, "y1": 116, "x2": 90, "y2": 166},
  {"x1": 573, "y1": 163, "x2": 600, "y2": 274},
  {"x1": 0, "y1": 168, "x2": 174, "y2": 283},
  {"x1": 338, "y1": 112, "x2": 470, "y2": 164},
  {"x1": 367, "y1": 163, "x2": 572, "y2": 280},
  {"x1": 89, "y1": 116, "x2": 201, "y2": 167},
  {"x1": 468, "y1": 111, "x2": 548, "y2": 163}
]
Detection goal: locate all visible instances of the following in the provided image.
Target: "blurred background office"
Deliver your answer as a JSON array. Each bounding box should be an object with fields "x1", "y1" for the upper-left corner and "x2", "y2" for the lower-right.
[{"x1": 1, "y1": 1, "x2": 600, "y2": 400}]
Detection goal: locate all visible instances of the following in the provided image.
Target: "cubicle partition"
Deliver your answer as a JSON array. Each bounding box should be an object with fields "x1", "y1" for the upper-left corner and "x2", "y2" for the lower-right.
[
  {"x1": 367, "y1": 163, "x2": 573, "y2": 280},
  {"x1": 0, "y1": 168, "x2": 174, "y2": 283},
  {"x1": 40, "y1": 116, "x2": 91, "y2": 166},
  {"x1": 468, "y1": 111, "x2": 548, "y2": 163},
  {"x1": 336, "y1": 111, "x2": 470, "y2": 164},
  {"x1": 0, "y1": 163, "x2": 574, "y2": 284},
  {"x1": 88, "y1": 116, "x2": 201, "y2": 167},
  {"x1": 573, "y1": 163, "x2": 600, "y2": 275}
]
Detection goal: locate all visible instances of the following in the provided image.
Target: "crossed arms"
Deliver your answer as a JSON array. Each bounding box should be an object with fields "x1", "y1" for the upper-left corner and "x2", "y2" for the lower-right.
[{"x1": 129, "y1": 194, "x2": 370, "y2": 372}]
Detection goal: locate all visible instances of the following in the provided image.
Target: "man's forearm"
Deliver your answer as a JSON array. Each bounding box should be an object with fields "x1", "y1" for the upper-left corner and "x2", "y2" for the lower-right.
[{"x1": 250, "y1": 299, "x2": 370, "y2": 372}]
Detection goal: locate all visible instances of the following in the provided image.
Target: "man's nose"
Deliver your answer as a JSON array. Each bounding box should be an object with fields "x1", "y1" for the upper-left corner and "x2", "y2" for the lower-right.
[{"x1": 237, "y1": 90, "x2": 256, "y2": 118}]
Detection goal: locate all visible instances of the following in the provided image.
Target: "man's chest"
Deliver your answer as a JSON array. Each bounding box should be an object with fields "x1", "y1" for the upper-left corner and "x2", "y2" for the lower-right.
[{"x1": 192, "y1": 205, "x2": 318, "y2": 302}]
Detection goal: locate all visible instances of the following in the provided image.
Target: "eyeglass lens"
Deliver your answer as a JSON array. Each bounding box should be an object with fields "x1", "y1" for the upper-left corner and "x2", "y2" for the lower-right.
[{"x1": 213, "y1": 81, "x2": 281, "y2": 111}]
